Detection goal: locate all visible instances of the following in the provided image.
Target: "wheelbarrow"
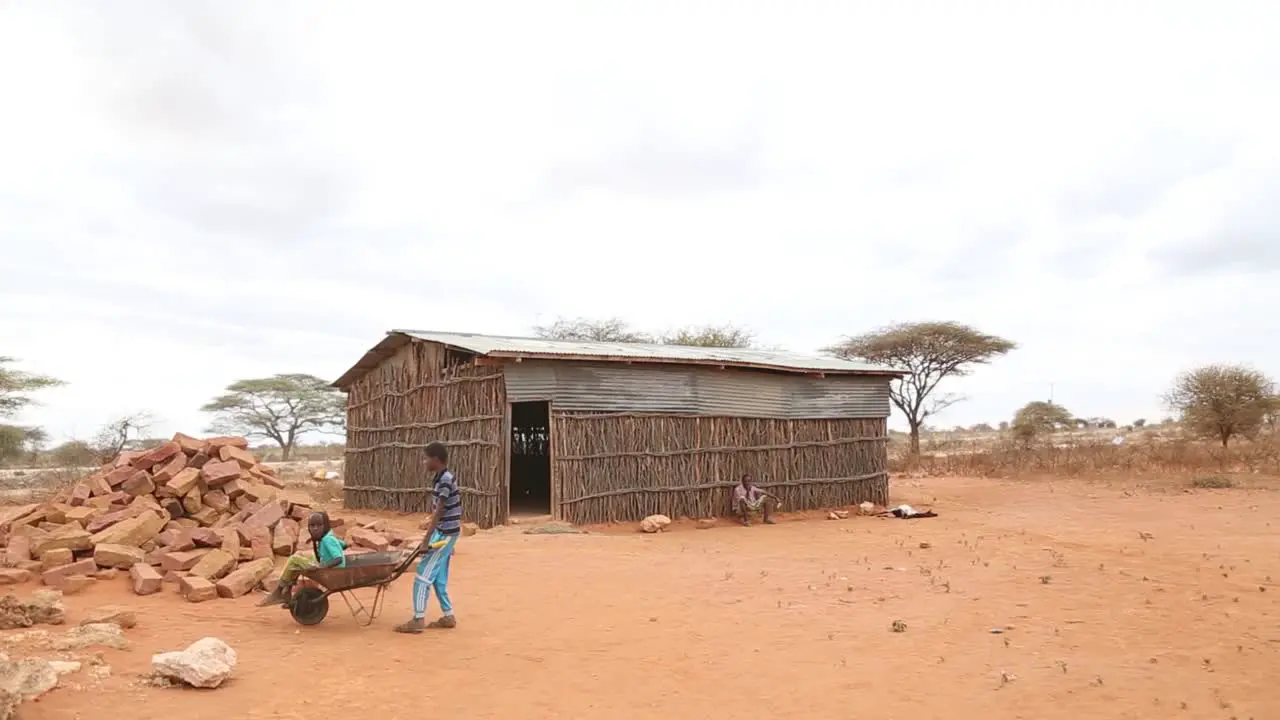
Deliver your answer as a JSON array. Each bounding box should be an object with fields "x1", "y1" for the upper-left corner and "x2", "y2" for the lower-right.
[{"x1": 289, "y1": 544, "x2": 422, "y2": 627}]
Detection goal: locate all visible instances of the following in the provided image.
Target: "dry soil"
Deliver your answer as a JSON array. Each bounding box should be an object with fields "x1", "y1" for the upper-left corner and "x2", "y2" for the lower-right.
[{"x1": 11, "y1": 475, "x2": 1280, "y2": 720}]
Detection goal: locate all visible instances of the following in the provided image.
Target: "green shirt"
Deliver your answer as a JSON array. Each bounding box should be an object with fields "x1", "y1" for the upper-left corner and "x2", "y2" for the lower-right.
[{"x1": 317, "y1": 531, "x2": 346, "y2": 567}]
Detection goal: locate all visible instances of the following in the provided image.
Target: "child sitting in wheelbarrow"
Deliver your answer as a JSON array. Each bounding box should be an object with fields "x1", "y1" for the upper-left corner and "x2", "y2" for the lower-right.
[{"x1": 259, "y1": 511, "x2": 347, "y2": 607}]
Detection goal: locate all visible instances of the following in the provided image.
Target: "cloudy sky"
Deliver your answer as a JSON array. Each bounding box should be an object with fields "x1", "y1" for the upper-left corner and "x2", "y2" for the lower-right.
[{"x1": 2, "y1": 1, "x2": 1278, "y2": 443}]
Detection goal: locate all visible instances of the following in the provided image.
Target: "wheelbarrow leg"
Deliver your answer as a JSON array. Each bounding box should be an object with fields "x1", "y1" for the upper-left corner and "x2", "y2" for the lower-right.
[
  {"x1": 368, "y1": 583, "x2": 389, "y2": 625},
  {"x1": 338, "y1": 590, "x2": 373, "y2": 626}
]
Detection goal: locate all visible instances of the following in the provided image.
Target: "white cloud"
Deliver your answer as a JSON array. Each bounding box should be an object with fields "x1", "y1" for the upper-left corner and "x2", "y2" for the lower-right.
[{"x1": 2, "y1": 0, "x2": 1279, "y2": 441}]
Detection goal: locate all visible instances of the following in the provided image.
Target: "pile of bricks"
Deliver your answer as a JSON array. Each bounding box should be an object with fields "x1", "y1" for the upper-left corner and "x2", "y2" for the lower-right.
[{"x1": 0, "y1": 433, "x2": 419, "y2": 603}]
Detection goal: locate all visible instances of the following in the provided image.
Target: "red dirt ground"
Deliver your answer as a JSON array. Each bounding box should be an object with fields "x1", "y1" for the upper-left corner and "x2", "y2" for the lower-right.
[{"x1": 11, "y1": 476, "x2": 1280, "y2": 720}]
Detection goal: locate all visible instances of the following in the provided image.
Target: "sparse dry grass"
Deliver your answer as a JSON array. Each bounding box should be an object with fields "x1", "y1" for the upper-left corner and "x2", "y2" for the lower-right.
[{"x1": 893, "y1": 430, "x2": 1280, "y2": 483}]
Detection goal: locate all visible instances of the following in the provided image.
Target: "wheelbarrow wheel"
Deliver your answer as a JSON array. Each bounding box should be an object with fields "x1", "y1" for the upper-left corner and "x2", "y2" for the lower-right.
[{"x1": 290, "y1": 587, "x2": 329, "y2": 626}]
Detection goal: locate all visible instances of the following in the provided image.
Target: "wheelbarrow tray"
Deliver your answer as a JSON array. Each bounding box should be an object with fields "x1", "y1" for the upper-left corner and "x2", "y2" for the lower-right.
[
  {"x1": 302, "y1": 551, "x2": 402, "y2": 592},
  {"x1": 288, "y1": 546, "x2": 424, "y2": 627}
]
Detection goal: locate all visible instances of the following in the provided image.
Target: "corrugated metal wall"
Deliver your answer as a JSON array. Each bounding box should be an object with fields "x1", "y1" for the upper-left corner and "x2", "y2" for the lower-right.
[{"x1": 504, "y1": 360, "x2": 890, "y2": 419}]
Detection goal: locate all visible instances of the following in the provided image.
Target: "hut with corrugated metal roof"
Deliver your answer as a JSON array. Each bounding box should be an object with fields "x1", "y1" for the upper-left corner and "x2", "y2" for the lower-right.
[{"x1": 332, "y1": 330, "x2": 904, "y2": 527}]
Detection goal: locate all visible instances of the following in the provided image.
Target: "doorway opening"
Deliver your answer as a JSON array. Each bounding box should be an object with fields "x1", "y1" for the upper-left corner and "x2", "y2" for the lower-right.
[{"x1": 509, "y1": 401, "x2": 551, "y2": 517}]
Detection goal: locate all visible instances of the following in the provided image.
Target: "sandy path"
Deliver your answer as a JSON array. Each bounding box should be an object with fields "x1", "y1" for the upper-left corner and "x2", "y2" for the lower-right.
[{"x1": 14, "y1": 476, "x2": 1280, "y2": 720}]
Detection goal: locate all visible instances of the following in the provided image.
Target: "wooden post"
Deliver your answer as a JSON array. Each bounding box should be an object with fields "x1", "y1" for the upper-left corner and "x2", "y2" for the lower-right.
[
  {"x1": 500, "y1": 402, "x2": 512, "y2": 525},
  {"x1": 549, "y1": 404, "x2": 561, "y2": 521}
]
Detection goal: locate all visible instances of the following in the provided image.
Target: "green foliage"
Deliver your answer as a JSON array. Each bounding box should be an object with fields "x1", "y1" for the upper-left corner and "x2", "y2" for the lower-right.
[
  {"x1": 1012, "y1": 401, "x2": 1073, "y2": 443},
  {"x1": 50, "y1": 440, "x2": 98, "y2": 468},
  {"x1": 0, "y1": 425, "x2": 48, "y2": 464},
  {"x1": 532, "y1": 317, "x2": 652, "y2": 343},
  {"x1": 533, "y1": 318, "x2": 757, "y2": 348},
  {"x1": 659, "y1": 324, "x2": 755, "y2": 348},
  {"x1": 825, "y1": 321, "x2": 1017, "y2": 455},
  {"x1": 201, "y1": 374, "x2": 345, "y2": 461},
  {"x1": 0, "y1": 357, "x2": 63, "y2": 419},
  {"x1": 1164, "y1": 364, "x2": 1275, "y2": 447}
]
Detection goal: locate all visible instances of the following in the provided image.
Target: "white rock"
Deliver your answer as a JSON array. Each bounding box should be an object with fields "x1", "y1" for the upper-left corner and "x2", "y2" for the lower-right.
[
  {"x1": 0, "y1": 656, "x2": 59, "y2": 703},
  {"x1": 639, "y1": 514, "x2": 671, "y2": 533},
  {"x1": 858, "y1": 501, "x2": 876, "y2": 515},
  {"x1": 151, "y1": 637, "x2": 237, "y2": 689}
]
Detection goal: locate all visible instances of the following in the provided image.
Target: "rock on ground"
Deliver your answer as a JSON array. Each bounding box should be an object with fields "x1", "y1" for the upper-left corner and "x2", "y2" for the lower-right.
[
  {"x1": 0, "y1": 651, "x2": 80, "y2": 719},
  {"x1": 0, "y1": 591, "x2": 65, "y2": 630},
  {"x1": 151, "y1": 637, "x2": 236, "y2": 689},
  {"x1": 51, "y1": 623, "x2": 127, "y2": 651},
  {"x1": 639, "y1": 515, "x2": 672, "y2": 533}
]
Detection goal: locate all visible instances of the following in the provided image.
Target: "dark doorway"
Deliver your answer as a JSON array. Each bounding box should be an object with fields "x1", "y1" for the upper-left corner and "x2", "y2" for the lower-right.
[{"x1": 509, "y1": 401, "x2": 551, "y2": 515}]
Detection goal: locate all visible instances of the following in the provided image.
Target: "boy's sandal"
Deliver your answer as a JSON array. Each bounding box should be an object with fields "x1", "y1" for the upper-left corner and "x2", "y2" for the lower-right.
[{"x1": 393, "y1": 619, "x2": 424, "y2": 634}]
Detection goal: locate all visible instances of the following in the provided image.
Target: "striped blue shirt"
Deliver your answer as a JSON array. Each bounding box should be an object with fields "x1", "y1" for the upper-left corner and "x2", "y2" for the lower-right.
[{"x1": 433, "y1": 469, "x2": 463, "y2": 535}]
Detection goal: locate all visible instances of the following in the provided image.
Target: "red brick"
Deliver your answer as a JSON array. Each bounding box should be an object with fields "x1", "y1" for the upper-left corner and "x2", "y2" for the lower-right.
[
  {"x1": 214, "y1": 557, "x2": 274, "y2": 598},
  {"x1": 104, "y1": 466, "x2": 135, "y2": 488},
  {"x1": 181, "y1": 490, "x2": 203, "y2": 516},
  {"x1": 189, "y1": 549, "x2": 237, "y2": 581},
  {"x1": 349, "y1": 527, "x2": 389, "y2": 551},
  {"x1": 129, "y1": 563, "x2": 163, "y2": 595},
  {"x1": 203, "y1": 491, "x2": 230, "y2": 513},
  {"x1": 59, "y1": 575, "x2": 95, "y2": 595},
  {"x1": 121, "y1": 471, "x2": 155, "y2": 497},
  {"x1": 188, "y1": 452, "x2": 211, "y2": 469},
  {"x1": 156, "y1": 528, "x2": 188, "y2": 549},
  {"x1": 42, "y1": 558, "x2": 97, "y2": 586},
  {"x1": 218, "y1": 444, "x2": 258, "y2": 468},
  {"x1": 0, "y1": 568, "x2": 32, "y2": 585},
  {"x1": 113, "y1": 451, "x2": 142, "y2": 468},
  {"x1": 160, "y1": 468, "x2": 201, "y2": 498},
  {"x1": 189, "y1": 528, "x2": 222, "y2": 548},
  {"x1": 245, "y1": 500, "x2": 286, "y2": 531},
  {"x1": 88, "y1": 474, "x2": 113, "y2": 497},
  {"x1": 161, "y1": 499, "x2": 185, "y2": 520},
  {"x1": 69, "y1": 483, "x2": 92, "y2": 506},
  {"x1": 271, "y1": 519, "x2": 298, "y2": 556},
  {"x1": 179, "y1": 575, "x2": 218, "y2": 602},
  {"x1": 133, "y1": 441, "x2": 181, "y2": 471},
  {"x1": 172, "y1": 432, "x2": 207, "y2": 456},
  {"x1": 86, "y1": 505, "x2": 147, "y2": 534},
  {"x1": 93, "y1": 543, "x2": 147, "y2": 569},
  {"x1": 3, "y1": 535, "x2": 30, "y2": 566},
  {"x1": 150, "y1": 453, "x2": 187, "y2": 485},
  {"x1": 160, "y1": 549, "x2": 211, "y2": 572},
  {"x1": 249, "y1": 527, "x2": 272, "y2": 559},
  {"x1": 63, "y1": 506, "x2": 100, "y2": 526},
  {"x1": 40, "y1": 547, "x2": 73, "y2": 570},
  {"x1": 206, "y1": 436, "x2": 249, "y2": 450},
  {"x1": 200, "y1": 460, "x2": 241, "y2": 486}
]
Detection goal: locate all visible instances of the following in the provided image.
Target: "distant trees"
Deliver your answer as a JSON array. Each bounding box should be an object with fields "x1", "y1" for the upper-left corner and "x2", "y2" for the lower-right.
[
  {"x1": 825, "y1": 322, "x2": 1016, "y2": 456},
  {"x1": 533, "y1": 317, "x2": 651, "y2": 343},
  {"x1": 91, "y1": 412, "x2": 155, "y2": 461},
  {"x1": 1164, "y1": 364, "x2": 1275, "y2": 447},
  {"x1": 201, "y1": 374, "x2": 346, "y2": 461},
  {"x1": 0, "y1": 357, "x2": 63, "y2": 464},
  {"x1": 1012, "y1": 401, "x2": 1073, "y2": 444},
  {"x1": 532, "y1": 317, "x2": 757, "y2": 348},
  {"x1": 1132, "y1": 418, "x2": 1147, "y2": 428}
]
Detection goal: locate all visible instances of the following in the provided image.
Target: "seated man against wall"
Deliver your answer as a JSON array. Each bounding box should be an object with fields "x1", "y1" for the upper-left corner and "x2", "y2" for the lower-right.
[{"x1": 733, "y1": 474, "x2": 777, "y2": 526}]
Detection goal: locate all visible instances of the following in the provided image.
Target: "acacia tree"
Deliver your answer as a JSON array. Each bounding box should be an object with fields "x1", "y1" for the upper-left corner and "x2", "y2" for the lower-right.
[
  {"x1": 92, "y1": 412, "x2": 155, "y2": 460},
  {"x1": 201, "y1": 374, "x2": 345, "y2": 461},
  {"x1": 533, "y1": 318, "x2": 758, "y2": 348},
  {"x1": 659, "y1": 324, "x2": 756, "y2": 348},
  {"x1": 1011, "y1": 400, "x2": 1073, "y2": 445},
  {"x1": 533, "y1": 317, "x2": 652, "y2": 343},
  {"x1": 825, "y1": 322, "x2": 1017, "y2": 456},
  {"x1": 1164, "y1": 364, "x2": 1275, "y2": 447},
  {"x1": 0, "y1": 357, "x2": 63, "y2": 464}
]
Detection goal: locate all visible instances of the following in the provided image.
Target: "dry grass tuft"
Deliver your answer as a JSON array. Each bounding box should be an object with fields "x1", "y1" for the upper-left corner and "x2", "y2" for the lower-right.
[{"x1": 892, "y1": 430, "x2": 1280, "y2": 483}]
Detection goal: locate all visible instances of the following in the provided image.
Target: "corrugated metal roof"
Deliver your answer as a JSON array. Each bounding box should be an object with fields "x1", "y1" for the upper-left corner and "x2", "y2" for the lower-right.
[{"x1": 332, "y1": 329, "x2": 903, "y2": 388}]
